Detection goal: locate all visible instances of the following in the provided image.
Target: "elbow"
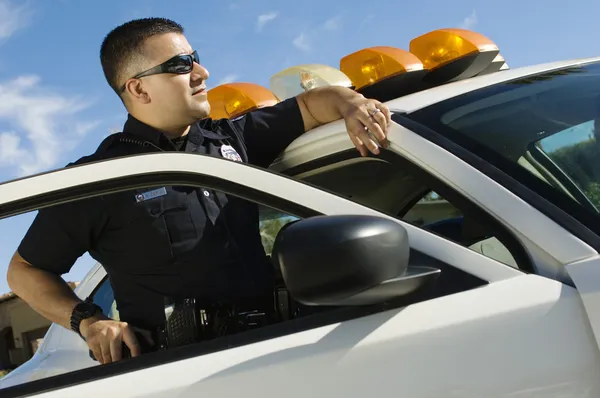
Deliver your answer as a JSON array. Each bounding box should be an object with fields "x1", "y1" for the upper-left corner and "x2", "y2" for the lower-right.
[{"x1": 7, "y1": 251, "x2": 31, "y2": 293}]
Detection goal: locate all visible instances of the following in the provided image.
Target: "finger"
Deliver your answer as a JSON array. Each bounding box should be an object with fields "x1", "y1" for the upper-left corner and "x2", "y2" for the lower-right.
[
  {"x1": 110, "y1": 334, "x2": 123, "y2": 362},
  {"x1": 100, "y1": 342, "x2": 112, "y2": 364},
  {"x1": 362, "y1": 110, "x2": 386, "y2": 145},
  {"x1": 357, "y1": 127, "x2": 380, "y2": 155},
  {"x1": 91, "y1": 345, "x2": 103, "y2": 364},
  {"x1": 371, "y1": 110, "x2": 390, "y2": 148},
  {"x1": 378, "y1": 103, "x2": 392, "y2": 126},
  {"x1": 122, "y1": 325, "x2": 142, "y2": 357},
  {"x1": 372, "y1": 109, "x2": 388, "y2": 133},
  {"x1": 346, "y1": 120, "x2": 370, "y2": 157}
]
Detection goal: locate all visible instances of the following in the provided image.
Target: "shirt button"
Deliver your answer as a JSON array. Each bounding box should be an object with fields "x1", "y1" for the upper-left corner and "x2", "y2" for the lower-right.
[{"x1": 203, "y1": 190, "x2": 210, "y2": 197}]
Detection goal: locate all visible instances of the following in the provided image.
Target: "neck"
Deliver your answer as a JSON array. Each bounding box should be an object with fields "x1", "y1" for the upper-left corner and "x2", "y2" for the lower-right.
[
  {"x1": 161, "y1": 124, "x2": 191, "y2": 140},
  {"x1": 129, "y1": 111, "x2": 192, "y2": 139}
]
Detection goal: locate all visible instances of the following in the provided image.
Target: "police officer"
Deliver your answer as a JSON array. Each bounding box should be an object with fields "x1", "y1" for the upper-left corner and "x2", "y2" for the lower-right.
[{"x1": 6, "y1": 17, "x2": 391, "y2": 365}]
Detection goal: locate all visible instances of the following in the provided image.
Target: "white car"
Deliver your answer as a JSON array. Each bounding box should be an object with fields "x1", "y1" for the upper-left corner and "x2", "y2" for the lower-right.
[{"x1": 2, "y1": 29, "x2": 600, "y2": 397}]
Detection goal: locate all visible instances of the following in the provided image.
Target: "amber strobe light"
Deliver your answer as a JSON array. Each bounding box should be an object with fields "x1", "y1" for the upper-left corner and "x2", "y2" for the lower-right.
[
  {"x1": 409, "y1": 28, "x2": 500, "y2": 82},
  {"x1": 340, "y1": 46, "x2": 425, "y2": 90},
  {"x1": 207, "y1": 82, "x2": 279, "y2": 120}
]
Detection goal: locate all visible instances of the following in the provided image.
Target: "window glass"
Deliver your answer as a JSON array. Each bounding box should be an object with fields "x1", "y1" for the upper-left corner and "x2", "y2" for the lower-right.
[
  {"x1": 0, "y1": 184, "x2": 303, "y2": 382},
  {"x1": 409, "y1": 60, "x2": 600, "y2": 235},
  {"x1": 534, "y1": 120, "x2": 600, "y2": 211},
  {"x1": 294, "y1": 158, "x2": 522, "y2": 269},
  {"x1": 92, "y1": 205, "x2": 300, "y2": 321},
  {"x1": 403, "y1": 191, "x2": 517, "y2": 268},
  {"x1": 258, "y1": 206, "x2": 300, "y2": 256},
  {"x1": 404, "y1": 191, "x2": 462, "y2": 226},
  {"x1": 91, "y1": 277, "x2": 119, "y2": 320}
]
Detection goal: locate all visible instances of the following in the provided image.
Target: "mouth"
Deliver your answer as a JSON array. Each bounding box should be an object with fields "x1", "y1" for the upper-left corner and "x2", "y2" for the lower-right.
[{"x1": 192, "y1": 86, "x2": 207, "y2": 96}]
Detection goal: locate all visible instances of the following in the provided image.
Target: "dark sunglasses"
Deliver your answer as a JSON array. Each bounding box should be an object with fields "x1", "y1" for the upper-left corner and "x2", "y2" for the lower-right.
[{"x1": 120, "y1": 50, "x2": 200, "y2": 92}]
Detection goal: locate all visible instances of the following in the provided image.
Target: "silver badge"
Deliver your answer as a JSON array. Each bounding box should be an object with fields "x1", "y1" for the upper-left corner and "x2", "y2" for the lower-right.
[
  {"x1": 220, "y1": 144, "x2": 243, "y2": 162},
  {"x1": 135, "y1": 187, "x2": 167, "y2": 203}
]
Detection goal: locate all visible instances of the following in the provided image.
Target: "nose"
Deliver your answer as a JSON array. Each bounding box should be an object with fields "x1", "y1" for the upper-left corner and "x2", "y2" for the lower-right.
[{"x1": 192, "y1": 62, "x2": 209, "y2": 81}]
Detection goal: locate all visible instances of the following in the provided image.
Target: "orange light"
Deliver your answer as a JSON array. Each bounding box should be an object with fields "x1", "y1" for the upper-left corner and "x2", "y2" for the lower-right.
[
  {"x1": 339, "y1": 46, "x2": 424, "y2": 90},
  {"x1": 207, "y1": 82, "x2": 279, "y2": 120},
  {"x1": 409, "y1": 28, "x2": 499, "y2": 71}
]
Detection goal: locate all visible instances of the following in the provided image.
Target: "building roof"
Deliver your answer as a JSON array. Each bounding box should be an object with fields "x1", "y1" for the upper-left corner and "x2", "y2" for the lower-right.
[{"x1": 0, "y1": 281, "x2": 79, "y2": 305}]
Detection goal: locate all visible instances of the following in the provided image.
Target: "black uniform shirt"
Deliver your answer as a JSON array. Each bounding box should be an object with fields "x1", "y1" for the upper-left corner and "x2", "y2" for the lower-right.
[{"x1": 17, "y1": 97, "x2": 305, "y2": 329}]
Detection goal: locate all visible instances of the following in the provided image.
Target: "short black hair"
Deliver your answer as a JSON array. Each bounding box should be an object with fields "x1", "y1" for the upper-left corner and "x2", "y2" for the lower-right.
[{"x1": 100, "y1": 17, "x2": 184, "y2": 95}]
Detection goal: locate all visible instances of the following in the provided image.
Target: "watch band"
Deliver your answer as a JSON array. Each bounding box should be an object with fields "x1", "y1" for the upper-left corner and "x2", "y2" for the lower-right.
[{"x1": 70, "y1": 299, "x2": 102, "y2": 338}]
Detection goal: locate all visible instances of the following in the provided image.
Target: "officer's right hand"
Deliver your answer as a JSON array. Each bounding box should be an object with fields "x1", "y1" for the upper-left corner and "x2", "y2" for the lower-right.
[{"x1": 80, "y1": 314, "x2": 149, "y2": 364}]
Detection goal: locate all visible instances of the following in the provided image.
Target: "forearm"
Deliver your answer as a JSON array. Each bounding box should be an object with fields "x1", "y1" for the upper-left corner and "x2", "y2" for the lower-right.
[
  {"x1": 7, "y1": 251, "x2": 82, "y2": 330},
  {"x1": 296, "y1": 86, "x2": 362, "y2": 131}
]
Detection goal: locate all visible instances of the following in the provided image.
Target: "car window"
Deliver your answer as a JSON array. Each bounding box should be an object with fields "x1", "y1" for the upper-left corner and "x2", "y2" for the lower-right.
[
  {"x1": 403, "y1": 191, "x2": 461, "y2": 226},
  {"x1": 294, "y1": 158, "x2": 525, "y2": 269},
  {"x1": 533, "y1": 120, "x2": 600, "y2": 211},
  {"x1": 403, "y1": 190, "x2": 518, "y2": 268},
  {"x1": 91, "y1": 277, "x2": 119, "y2": 320},
  {"x1": 409, "y1": 60, "x2": 600, "y2": 236},
  {"x1": 258, "y1": 206, "x2": 300, "y2": 256},
  {"x1": 90, "y1": 204, "x2": 300, "y2": 317}
]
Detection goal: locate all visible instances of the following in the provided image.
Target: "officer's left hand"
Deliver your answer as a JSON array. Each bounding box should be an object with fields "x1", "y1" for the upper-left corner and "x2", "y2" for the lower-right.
[{"x1": 339, "y1": 95, "x2": 391, "y2": 157}]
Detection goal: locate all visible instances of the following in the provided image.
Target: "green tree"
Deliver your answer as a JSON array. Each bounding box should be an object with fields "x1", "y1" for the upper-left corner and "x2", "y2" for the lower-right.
[
  {"x1": 260, "y1": 217, "x2": 297, "y2": 255},
  {"x1": 546, "y1": 136, "x2": 600, "y2": 209}
]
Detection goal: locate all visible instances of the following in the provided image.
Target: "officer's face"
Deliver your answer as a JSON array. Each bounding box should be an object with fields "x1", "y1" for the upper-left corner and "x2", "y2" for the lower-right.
[{"x1": 135, "y1": 32, "x2": 211, "y2": 127}]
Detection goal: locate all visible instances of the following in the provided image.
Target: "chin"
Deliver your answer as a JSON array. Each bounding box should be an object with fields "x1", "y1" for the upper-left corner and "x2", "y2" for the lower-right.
[{"x1": 192, "y1": 103, "x2": 211, "y2": 120}]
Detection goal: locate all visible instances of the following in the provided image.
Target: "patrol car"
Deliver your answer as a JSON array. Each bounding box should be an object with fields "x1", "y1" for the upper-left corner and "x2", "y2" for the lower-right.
[{"x1": 1, "y1": 27, "x2": 600, "y2": 397}]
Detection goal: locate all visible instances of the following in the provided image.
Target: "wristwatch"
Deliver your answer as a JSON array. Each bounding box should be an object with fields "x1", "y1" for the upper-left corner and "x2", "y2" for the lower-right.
[{"x1": 70, "y1": 299, "x2": 102, "y2": 339}]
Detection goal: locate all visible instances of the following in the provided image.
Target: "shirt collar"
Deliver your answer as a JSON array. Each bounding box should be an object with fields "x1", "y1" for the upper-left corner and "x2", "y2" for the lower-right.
[{"x1": 122, "y1": 114, "x2": 229, "y2": 149}]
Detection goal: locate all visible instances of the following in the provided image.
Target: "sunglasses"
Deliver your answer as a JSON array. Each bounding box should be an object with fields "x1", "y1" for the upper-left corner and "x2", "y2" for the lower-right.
[{"x1": 120, "y1": 50, "x2": 200, "y2": 92}]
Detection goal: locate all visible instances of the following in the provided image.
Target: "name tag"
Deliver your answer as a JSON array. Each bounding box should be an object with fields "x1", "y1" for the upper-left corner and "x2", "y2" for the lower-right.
[
  {"x1": 135, "y1": 187, "x2": 167, "y2": 203},
  {"x1": 220, "y1": 144, "x2": 243, "y2": 162}
]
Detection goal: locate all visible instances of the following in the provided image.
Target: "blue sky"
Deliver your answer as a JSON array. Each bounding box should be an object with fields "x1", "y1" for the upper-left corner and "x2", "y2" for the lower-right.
[{"x1": 0, "y1": 0, "x2": 599, "y2": 295}]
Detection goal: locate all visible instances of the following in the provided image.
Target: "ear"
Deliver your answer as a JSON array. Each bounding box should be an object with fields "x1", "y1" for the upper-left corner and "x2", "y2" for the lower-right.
[{"x1": 124, "y1": 79, "x2": 151, "y2": 105}]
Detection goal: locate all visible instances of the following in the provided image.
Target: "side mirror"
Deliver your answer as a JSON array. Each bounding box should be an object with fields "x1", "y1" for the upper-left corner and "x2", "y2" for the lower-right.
[{"x1": 271, "y1": 214, "x2": 440, "y2": 306}]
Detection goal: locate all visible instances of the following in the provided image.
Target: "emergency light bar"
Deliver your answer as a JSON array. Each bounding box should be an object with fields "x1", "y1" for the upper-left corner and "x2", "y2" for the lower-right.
[
  {"x1": 207, "y1": 82, "x2": 279, "y2": 120},
  {"x1": 206, "y1": 27, "x2": 509, "y2": 119}
]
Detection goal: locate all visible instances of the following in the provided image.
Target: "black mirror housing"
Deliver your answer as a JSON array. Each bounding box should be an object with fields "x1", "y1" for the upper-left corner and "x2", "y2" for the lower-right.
[{"x1": 271, "y1": 214, "x2": 440, "y2": 306}]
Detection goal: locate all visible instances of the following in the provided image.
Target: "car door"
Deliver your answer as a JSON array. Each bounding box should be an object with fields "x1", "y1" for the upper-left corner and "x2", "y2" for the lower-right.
[{"x1": 0, "y1": 148, "x2": 598, "y2": 397}]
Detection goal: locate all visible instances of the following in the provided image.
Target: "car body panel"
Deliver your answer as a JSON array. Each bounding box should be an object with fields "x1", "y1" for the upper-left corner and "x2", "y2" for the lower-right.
[
  {"x1": 22, "y1": 275, "x2": 600, "y2": 398},
  {"x1": 566, "y1": 255, "x2": 600, "y2": 351}
]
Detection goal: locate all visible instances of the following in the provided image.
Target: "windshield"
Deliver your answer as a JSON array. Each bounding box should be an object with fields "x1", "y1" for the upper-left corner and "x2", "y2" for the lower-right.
[{"x1": 409, "y1": 60, "x2": 600, "y2": 233}]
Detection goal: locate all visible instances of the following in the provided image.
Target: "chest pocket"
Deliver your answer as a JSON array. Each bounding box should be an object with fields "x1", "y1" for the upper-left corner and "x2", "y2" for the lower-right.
[{"x1": 102, "y1": 186, "x2": 198, "y2": 268}]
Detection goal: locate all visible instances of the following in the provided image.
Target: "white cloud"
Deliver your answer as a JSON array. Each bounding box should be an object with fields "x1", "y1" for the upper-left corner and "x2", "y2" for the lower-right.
[
  {"x1": 256, "y1": 12, "x2": 278, "y2": 31},
  {"x1": 0, "y1": 75, "x2": 97, "y2": 177},
  {"x1": 218, "y1": 74, "x2": 239, "y2": 85},
  {"x1": 323, "y1": 15, "x2": 342, "y2": 31},
  {"x1": 460, "y1": 10, "x2": 478, "y2": 30},
  {"x1": 0, "y1": 0, "x2": 33, "y2": 39},
  {"x1": 292, "y1": 32, "x2": 310, "y2": 52}
]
